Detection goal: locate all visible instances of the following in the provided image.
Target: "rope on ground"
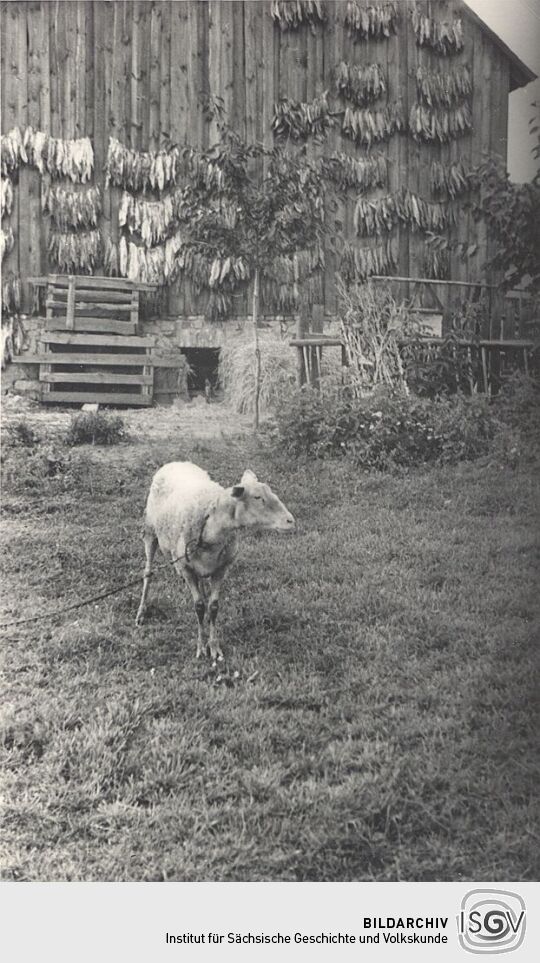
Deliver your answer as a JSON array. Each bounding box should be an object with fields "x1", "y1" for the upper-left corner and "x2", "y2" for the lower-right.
[{"x1": 0, "y1": 550, "x2": 189, "y2": 631}]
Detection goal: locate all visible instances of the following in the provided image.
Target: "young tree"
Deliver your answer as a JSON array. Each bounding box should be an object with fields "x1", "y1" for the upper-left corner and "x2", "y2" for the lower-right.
[
  {"x1": 177, "y1": 127, "x2": 326, "y2": 427},
  {"x1": 472, "y1": 117, "x2": 540, "y2": 293}
]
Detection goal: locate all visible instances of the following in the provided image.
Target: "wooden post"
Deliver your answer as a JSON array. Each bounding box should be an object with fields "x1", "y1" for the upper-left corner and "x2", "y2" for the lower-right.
[
  {"x1": 66, "y1": 276, "x2": 76, "y2": 330},
  {"x1": 131, "y1": 288, "x2": 140, "y2": 334},
  {"x1": 295, "y1": 313, "x2": 306, "y2": 387},
  {"x1": 252, "y1": 267, "x2": 261, "y2": 431},
  {"x1": 309, "y1": 302, "x2": 324, "y2": 389},
  {"x1": 481, "y1": 345, "x2": 489, "y2": 396}
]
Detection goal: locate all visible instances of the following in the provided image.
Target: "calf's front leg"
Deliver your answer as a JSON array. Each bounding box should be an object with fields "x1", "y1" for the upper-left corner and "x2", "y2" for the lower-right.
[
  {"x1": 208, "y1": 570, "x2": 227, "y2": 663},
  {"x1": 179, "y1": 564, "x2": 207, "y2": 658}
]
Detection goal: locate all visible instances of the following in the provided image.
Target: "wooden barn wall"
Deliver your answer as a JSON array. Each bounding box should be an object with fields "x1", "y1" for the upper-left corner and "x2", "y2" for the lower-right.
[{"x1": 1, "y1": 0, "x2": 512, "y2": 317}]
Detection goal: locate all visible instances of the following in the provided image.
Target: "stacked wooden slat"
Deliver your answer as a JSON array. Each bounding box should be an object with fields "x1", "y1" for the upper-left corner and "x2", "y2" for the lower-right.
[{"x1": 20, "y1": 274, "x2": 156, "y2": 406}]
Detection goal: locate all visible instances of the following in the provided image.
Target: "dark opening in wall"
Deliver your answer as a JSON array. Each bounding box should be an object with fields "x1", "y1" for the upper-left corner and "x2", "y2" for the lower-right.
[{"x1": 182, "y1": 348, "x2": 221, "y2": 395}]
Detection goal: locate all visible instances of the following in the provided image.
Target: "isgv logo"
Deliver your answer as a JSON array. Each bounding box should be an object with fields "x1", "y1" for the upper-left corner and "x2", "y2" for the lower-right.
[{"x1": 458, "y1": 890, "x2": 526, "y2": 954}]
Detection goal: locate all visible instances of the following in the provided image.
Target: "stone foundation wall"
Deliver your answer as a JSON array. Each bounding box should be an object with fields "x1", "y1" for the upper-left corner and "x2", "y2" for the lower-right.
[
  {"x1": 2, "y1": 315, "x2": 43, "y2": 400},
  {"x1": 3, "y1": 314, "x2": 339, "y2": 404}
]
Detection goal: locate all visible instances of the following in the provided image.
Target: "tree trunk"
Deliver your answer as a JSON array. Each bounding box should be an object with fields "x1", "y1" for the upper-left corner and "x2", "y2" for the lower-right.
[{"x1": 252, "y1": 267, "x2": 261, "y2": 430}]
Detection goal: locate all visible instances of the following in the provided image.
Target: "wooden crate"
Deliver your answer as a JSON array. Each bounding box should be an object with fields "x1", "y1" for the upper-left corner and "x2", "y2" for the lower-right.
[
  {"x1": 16, "y1": 331, "x2": 155, "y2": 406},
  {"x1": 23, "y1": 274, "x2": 156, "y2": 406},
  {"x1": 40, "y1": 274, "x2": 141, "y2": 336}
]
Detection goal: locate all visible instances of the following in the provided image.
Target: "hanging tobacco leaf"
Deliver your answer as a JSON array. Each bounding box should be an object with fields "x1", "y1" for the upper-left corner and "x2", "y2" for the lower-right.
[
  {"x1": 42, "y1": 185, "x2": 102, "y2": 231},
  {"x1": 409, "y1": 103, "x2": 473, "y2": 143},
  {"x1": 416, "y1": 65, "x2": 472, "y2": 108},
  {"x1": 1, "y1": 225, "x2": 15, "y2": 262},
  {"x1": 353, "y1": 189, "x2": 455, "y2": 237},
  {"x1": 424, "y1": 235, "x2": 450, "y2": 279},
  {"x1": 272, "y1": 92, "x2": 332, "y2": 140},
  {"x1": 321, "y1": 151, "x2": 387, "y2": 192},
  {"x1": 411, "y1": 6, "x2": 464, "y2": 55},
  {"x1": 334, "y1": 61, "x2": 387, "y2": 106},
  {"x1": 1, "y1": 271, "x2": 21, "y2": 315},
  {"x1": 345, "y1": 2, "x2": 399, "y2": 41},
  {"x1": 23, "y1": 127, "x2": 94, "y2": 182},
  {"x1": 1, "y1": 128, "x2": 28, "y2": 175},
  {"x1": 430, "y1": 160, "x2": 472, "y2": 198},
  {"x1": 105, "y1": 137, "x2": 182, "y2": 192},
  {"x1": 339, "y1": 237, "x2": 398, "y2": 282},
  {"x1": 48, "y1": 229, "x2": 101, "y2": 274},
  {"x1": 271, "y1": 0, "x2": 326, "y2": 32},
  {"x1": 1, "y1": 176, "x2": 13, "y2": 218},
  {"x1": 342, "y1": 102, "x2": 404, "y2": 147}
]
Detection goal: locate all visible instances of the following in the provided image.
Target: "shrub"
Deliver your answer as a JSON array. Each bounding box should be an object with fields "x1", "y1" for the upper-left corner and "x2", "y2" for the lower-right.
[
  {"x1": 273, "y1": 385, "x2": 499, "y2": 469},
  {"x1": 65, "y1": 412, "x2": 127, "y2": 447}
]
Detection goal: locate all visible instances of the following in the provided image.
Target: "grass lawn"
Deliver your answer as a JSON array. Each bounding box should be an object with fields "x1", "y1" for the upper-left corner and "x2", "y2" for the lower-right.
[{"x1": 1, "y1": 418, "x2": 539, "y2": 881}]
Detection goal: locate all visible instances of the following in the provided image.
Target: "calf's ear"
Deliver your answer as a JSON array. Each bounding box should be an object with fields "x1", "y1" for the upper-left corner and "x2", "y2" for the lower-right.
[
  {"x1": 231, "y1": 485, "x2": 245, "y2": 498},
  {"x1": 241, "y1": 469, "x2": 258, "y2": 484}
]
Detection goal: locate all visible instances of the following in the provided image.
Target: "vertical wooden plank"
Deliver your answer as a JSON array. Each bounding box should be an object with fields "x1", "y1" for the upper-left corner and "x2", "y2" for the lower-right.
[
  {"x1": 208, "y1": 1, "x2": 221, "y2": 143},
  {"x1": 39, "y1": 3, "x2": 51, "y2": 132},
  {"x1": 244, "y1": 2, "x2": 258, "y2": 147},
  {"x1": 20, "y1": 3, "x2": 42, "y2": 310},
  {"x1": 148, "y1": 1, "x2": 162, "y2": 150},
  {"x1": 49, "y1": 1, "x2": 61, "y2": 138},
  {"x1": 170, "y1": 0, "x2": 188, "y2": 145},
  {"x1": 139, "y1": 1, "x2": 151, "y2": 149},
  {"x1": 66, "y1": 2, "x2": 78, "y2": 139},
  {"x1": 130, "y1": 0, "x2": 141, "y2": 149},
  {"x1": 490, "y1": 47, "x2": 509, "y2": 332},
  {"x1": 7, "y1": 5, "x2": 23, "y2": 280},
  {"x1": 3, "y1": 4, "x2": 22, "y2": 287},
  {"x1": 94, "y1": 0, "x2": 109, "y2": 270},
  {"x1": 387, "y1": 3, "x2": 406, "y2": 286},
  {"x1": 220, "y1": 2, "x2": 235, "y2": 126},
  {"x1": 0, "y1": 3, "x2": 7, "y2": 129},
  {"x1": 447, "y1": 0, "x2": 471, "y2": 295},
  {"x1": 159, "y1": 1, "x2": 171, "y2": 142},
  {"x1": 74, "y1": 1, "x2": 86, "y2": 137},
  {"x1": 479, "y1": 31, "x2": 492, "y2": 290},
  {"x1": 169, "y1": 0, "x2": 188, "y2": 316},
  {"x1": 322, "y1": 0, "x2": 343, "y2": 315},
  {"x1": 15, "y1": 1, "x2": 28, "y2": 131},
  {"x1": 261, "y1": 0, "x2": 275, "y2": 155},
  {"x1": 66, "y1": 276, "x2": 76, "y2": 329},
  {"x1": 109, "y1": 2, "x2": 120, "y2": 138},
  {"x1": 185, "y1": 1, "x2": 198, "y2": 145},
  {"x1": 62, "y1": 0, "x2": 77, "y2": 138},
  {"x1": 231, "y1": 0, "x2": 245, "y2": 141},
  {"x1": 407, "y1": 0, "x2": 422, "y2": 285},
  {"x1": 38, "y1": 2, "x2": 51, "y2": 281},
  {"x1": 338, "y1": 0, "x2": 357, "y2": 279},
  {"x1": 199, "y1": 0, "x2": 210, "y2": 148},
  {"x1": 84, "y1": 1, "x2": 94, "y2": 140}
]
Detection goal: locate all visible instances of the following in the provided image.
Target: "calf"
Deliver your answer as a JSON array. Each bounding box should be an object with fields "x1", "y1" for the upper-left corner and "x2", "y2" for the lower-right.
[{"x1": 136, "y1": 462, "x2": 295, "y2": 660}]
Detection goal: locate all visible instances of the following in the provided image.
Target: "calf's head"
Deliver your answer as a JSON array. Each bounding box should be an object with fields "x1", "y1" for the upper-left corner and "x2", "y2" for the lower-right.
[{"x1": 230, "y1": 469, "x2": 295, "y2": 533}]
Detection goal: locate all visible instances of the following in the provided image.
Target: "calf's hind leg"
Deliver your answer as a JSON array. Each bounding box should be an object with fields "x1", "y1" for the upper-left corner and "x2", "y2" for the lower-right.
[{"x1": 135, "y1": 529, "x2": 158, "y2": 625}]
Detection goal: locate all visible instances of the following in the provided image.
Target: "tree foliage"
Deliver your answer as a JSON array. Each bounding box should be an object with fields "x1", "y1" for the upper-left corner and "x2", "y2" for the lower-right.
[
  {"x1": 471, "y1": 117, "x2": 540, "y2": 293},
  {"x1": 179, "y1": 125, "x2": 326, "y2": 317}
]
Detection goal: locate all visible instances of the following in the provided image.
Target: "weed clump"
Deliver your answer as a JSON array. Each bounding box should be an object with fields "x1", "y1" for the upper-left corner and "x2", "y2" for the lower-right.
[
  {"x1": 65, "y1": 411, "x2": 127, "y2": 447},
  {"x1": 4, "y1": 419, "x2": 41, "y2": 448}
]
